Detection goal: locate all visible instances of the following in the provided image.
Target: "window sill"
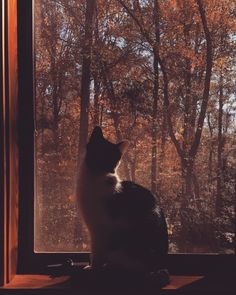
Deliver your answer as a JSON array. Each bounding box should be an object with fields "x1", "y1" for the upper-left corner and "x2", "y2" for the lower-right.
[{"x1": 0, "y1": 275, "x2": 203, "y2": 293}]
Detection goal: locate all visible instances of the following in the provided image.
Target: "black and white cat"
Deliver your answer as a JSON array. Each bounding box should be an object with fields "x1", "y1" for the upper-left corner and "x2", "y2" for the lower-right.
[{"x1": 77, "y1": 126, "x2": 168, "y2": 275}]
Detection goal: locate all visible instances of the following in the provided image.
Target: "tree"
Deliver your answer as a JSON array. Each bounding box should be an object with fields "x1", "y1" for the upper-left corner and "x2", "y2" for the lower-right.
[
  {"x1": 78, "y1": 0, "x2": 97, "y2": 164},
  {"x1": 151, "y1": 0, "x2": 160, "y2": 195}
]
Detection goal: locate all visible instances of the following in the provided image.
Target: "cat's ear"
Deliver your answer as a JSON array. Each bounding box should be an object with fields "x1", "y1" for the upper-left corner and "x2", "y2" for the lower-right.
[
  {"x1": 117, "y1": 140, "x2": 129, "y2": 154},
  {"x1": 89, "y1": 126, "x2": 104, "y2": 143}
]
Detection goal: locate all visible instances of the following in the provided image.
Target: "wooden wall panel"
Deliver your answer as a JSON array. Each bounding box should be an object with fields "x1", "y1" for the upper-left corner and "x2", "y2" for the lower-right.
[
  {"x1": 0, "y1": 0, "x2": 7, "y2": 286},
  {"x1": 0, "y1": 0, "x2": 19, "y2": 286},
  {"x1": 7, "y1": 0, "x2": 19, "y2": 283}
]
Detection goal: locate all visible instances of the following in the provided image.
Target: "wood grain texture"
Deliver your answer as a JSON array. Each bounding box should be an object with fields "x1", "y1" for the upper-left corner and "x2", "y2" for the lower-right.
[
  {"x1": 162, "y1": 276, "x2": 203, "y2": 290},
  {"x1": 7, "y1": 0, "x2": 19, "y2": 283},
  {"x1": 0, "y1": 0, "x2": 7, "y2": 287},
  {"x1": 0, "y1": 275, "x2": 71, "y2": 289},
  {"x1": 0, "y1": 0, "x2": 19, "y2": 286}
]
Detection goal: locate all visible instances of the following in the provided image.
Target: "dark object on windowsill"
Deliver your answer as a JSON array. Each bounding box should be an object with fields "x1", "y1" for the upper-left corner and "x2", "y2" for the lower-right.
[
  {"x1": 46, "y1": 259, "x2": 170, "y2": 291},
  {"x1": 46, "y1": 258, "x2": 87, "y2": 276}
]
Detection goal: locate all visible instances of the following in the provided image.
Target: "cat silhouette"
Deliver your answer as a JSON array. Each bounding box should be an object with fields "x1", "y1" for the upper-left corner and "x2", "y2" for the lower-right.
[{"x1": 77, "y1": 126, "x2": 169, "y2": 279}]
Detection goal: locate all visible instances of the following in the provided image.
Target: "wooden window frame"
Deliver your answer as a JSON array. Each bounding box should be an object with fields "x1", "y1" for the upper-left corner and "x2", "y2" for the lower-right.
[
  {"x1": 1, "y1": 0, "x2": 235, "y2": 284},
  {"x1": 1, "y1": 0, "x2": 19, "y2": 285},
  {"x1": 16, "y1": 0, "x2": 90, "y2": 274}
]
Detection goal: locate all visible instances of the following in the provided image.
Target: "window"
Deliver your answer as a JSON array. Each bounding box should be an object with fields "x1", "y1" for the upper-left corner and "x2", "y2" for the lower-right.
[
  {"x1": 34, "y1": 0, "x2": 235, "y2": 254},
  {"x1": 18, "y1": 0, "x2": 236, "y2": 274}
]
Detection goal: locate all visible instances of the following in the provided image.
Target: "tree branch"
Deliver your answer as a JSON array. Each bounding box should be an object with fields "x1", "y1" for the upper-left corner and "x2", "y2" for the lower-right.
[
  {"x1": 116, "y1": 0, "x2": 154, "y2": 47},
  {"x1": 159, "y1": 57, "x2": 185, "y2": 160},
  {"x1": 117, "y1": 0, "x2": 185, "y2": 160},
  {"x1": 189, "y1": 0, "x2": 213, "y2": 158}
]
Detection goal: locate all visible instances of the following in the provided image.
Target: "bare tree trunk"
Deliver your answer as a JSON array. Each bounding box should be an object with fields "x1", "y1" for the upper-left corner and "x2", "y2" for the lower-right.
[
  {"x1": 159, "y1": 112, "x2": 167, "y2": 175},
  {"x1": 207, "y1": 113, "x2": 213, "y2": 182},
  {"x1": 182, "y1": 64, "x2": 191, "y2": 152},
  {"x1": 151, "y1": 0, "x2": 160, "y2": 195},
  {"x1": 100, "y1": 105, "x2": 104, "y2": 127},
  {"x1": 208, "y1": 114, "x2": 216, "y2": 189},
  {"x1": 76, "y1": 0, "x2": 96, "y2": 247},
  {"x1": 182, "y1": 21, "x2": 193, "y2": 153},
  {"x1": 78, "y1": 0, "x2": 96, "y2": 164},
  {"x1": 93, "y1": 72, "x2": 100, "y2": 127},
  {"x1": 216, "y1": 75, "x2": 224, "y2": 215},
  {"x1": 192, "y1": 171, "x2": 200, "y2": 200},
  {"x1": 52, "y1": 84, "x2": 60, "y2": 151},
  {"x1": 93, "y1": 4, "x2": 100, "y2": 127},
  {"x1": 189, "y1": 0, "x2": 213, "y2": 158},
  {"x1": 151, "y1": 64, "x2": 158, "y2": 194}
]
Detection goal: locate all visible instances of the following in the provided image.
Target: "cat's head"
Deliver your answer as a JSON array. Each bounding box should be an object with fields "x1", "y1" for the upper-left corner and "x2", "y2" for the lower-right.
[{"x1": 85, "y1": 126, "x2": 128, "y2": 174}]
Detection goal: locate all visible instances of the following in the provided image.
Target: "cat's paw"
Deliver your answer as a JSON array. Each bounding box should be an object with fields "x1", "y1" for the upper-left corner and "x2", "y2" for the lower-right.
[
  {"x1": 83, "y1": 265, "x2": 93, "y2": 271},
  {"x1": 83, "y1": 264, "x2": 107, "y2": 270}
]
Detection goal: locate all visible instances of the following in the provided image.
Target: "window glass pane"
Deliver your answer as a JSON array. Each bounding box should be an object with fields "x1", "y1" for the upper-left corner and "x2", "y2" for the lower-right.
[{"x1": 35, "y1": 0, "x2": 236, "y2": 253}]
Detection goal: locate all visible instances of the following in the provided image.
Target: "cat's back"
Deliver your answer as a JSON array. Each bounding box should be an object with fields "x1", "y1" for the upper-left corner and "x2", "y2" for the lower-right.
[
  {"x1": 111, "y1": 181, "x2": 160, "y2": 218},
  {"x1": 108, "y1": 180, "x2": 169, "y2": 268}
]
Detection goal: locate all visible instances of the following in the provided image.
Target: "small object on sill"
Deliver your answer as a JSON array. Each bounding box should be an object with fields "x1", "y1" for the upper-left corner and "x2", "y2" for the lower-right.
[{"x1": 46, "y1": 258, "x2": 88, "y2": 276}]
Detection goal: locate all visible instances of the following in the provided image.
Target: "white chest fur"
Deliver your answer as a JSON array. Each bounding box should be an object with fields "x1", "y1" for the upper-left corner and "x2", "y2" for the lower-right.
[{"x1": 76, "y1": 159, "x2": 121, "y2": 234}]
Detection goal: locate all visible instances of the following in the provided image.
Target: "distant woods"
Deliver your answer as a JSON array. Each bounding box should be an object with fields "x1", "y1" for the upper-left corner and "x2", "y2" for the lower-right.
[{"x1": 35, "y1": 0, "x2": 236, "y2": 253}]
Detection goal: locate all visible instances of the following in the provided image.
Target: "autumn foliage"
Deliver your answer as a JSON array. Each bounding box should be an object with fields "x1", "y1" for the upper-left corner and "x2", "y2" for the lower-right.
[{"x1": 34, "y1": 0, "x2": 235, "y2": 254}]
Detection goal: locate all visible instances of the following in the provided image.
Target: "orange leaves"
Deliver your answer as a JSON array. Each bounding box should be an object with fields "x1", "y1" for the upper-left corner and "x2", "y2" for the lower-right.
[
  {"x1": 34, "y1": 0, "x2": 235, "y2": 253},
  {"x1": 68, "y1": 195, "x2": 76, "y2": 202}
]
